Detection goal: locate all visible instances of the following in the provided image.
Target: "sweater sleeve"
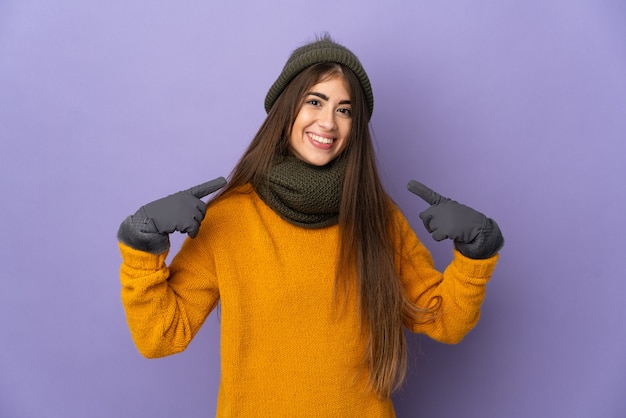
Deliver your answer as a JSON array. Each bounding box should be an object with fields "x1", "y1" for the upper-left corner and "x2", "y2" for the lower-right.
[
  {"x1": 119, "y1": 231, "x2": 220, "y2": 358},
  {"x1": 392, "y1": 209, "x2": 499, "y2": 344}
]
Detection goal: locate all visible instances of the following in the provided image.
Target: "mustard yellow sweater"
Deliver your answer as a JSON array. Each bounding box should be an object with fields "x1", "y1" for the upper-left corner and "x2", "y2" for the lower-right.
[{"x1": 119, "y1": 184, "x2": 498, "y2": 417}]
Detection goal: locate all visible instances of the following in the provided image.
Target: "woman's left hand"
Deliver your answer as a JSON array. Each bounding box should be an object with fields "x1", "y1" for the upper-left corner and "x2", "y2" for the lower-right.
[{"x1": 407, "y1": 180, "x2": 504, "y2": 259}]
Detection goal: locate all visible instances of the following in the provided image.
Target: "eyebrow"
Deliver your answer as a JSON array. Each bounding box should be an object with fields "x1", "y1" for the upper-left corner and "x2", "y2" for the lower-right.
[{"x1": 308, "y1": 92, "x2": 351, "y2": 105}]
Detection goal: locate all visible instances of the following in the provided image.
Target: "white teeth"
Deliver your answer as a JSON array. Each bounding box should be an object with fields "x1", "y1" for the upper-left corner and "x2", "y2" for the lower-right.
[{"x1": 309, "y1": 133, "x2": 334, "y2": 144}]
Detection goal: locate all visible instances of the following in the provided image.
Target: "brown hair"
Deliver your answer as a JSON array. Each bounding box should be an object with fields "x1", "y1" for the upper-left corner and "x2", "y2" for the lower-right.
[{"x1": 215, "y1": 62, "x2": 432, "y2": 398}]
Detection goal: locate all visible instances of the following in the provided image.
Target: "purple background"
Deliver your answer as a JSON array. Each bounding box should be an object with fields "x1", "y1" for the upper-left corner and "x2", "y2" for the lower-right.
[{"x1": 1, "y1": 1, "x2": 625, "y2": 417}]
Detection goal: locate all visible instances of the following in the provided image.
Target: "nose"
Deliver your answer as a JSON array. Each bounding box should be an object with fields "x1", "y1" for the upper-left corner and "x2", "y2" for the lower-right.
[{"x1": 317, "y1": 107, "x2": 337, "y2": 130}]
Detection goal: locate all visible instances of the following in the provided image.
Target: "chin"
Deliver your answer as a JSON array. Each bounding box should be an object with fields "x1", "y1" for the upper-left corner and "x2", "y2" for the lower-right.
[{"x1": 306, "y1": 156, "x2": 336, "y2": 166}]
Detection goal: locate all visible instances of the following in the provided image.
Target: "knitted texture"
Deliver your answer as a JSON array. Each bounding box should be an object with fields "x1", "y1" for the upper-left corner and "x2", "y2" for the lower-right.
[
  {"x1": 117, "y1": 215, "x2": 170, "y2": 254},
  {"x1": 264, "y1": 37, "x2": 374, "y2": 119},
  {"x1": 254, "y1": 155, "x2": 346, "y2": 228},
  {"x1": 118, "y1": 184, "x2": 499, "y2": 417},
  {"x1": 455, "y1": 217, "x2": 505, "y2": 259}
]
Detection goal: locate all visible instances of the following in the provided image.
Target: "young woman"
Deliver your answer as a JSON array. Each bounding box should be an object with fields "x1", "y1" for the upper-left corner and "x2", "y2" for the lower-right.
[{"x1": 117, "y1": 35, "x2": 503, "y2": 417}]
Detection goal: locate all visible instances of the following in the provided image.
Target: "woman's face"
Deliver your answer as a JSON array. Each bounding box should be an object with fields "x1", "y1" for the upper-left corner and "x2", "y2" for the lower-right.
[{"x1": 289, "y1": 75, "x2": 352, "y2": 166}]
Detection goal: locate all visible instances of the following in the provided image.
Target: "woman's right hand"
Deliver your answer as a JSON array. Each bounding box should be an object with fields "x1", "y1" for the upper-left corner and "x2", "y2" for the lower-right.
[
  {"x1": 117, "y1": 177, "x2": 227, "y2": 254},
  {"x1": 136, "y1": 177, "x2": 227, "y2": 237}
]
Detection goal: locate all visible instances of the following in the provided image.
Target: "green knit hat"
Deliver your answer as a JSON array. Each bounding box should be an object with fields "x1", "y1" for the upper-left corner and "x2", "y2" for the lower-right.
[{"x1": 264, "y1": 36, "x2": 374, "y2": 120}]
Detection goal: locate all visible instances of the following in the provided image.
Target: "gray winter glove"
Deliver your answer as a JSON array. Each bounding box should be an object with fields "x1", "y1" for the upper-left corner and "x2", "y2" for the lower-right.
[
  {"x1": 117, "y1": 177, "x2": 227, "y2": 254},
  {"x1": 407, "y1": 180, "x2": 503, "y2": 259}
]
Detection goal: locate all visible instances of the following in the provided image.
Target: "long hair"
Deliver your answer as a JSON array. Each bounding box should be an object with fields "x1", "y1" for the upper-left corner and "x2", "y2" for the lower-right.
[{"x1": 214, "y1": 62, "x2": 433, "y2": 398}]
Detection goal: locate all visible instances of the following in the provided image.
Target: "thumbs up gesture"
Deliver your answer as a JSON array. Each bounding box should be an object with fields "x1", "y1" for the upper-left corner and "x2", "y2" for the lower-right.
[
  {"x1": 407, "y1": 180, "x2": 504, "y2": 259},
  {"x1": 118, "y1": 177, "x2": 227, "y2": 254}
]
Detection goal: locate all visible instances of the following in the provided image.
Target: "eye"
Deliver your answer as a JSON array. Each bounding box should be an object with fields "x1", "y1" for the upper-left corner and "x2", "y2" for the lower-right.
[
  {"x1": 337, "y1": 107, "x2": 352, "y2": 117},
  {"x1": 306, "y1": 99, "x2": 321, "y2": 106}
]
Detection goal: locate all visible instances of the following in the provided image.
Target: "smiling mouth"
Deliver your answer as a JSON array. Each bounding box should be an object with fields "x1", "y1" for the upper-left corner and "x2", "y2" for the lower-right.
[{"x1": 308, "y1": 133, "x2": 335, "y2": 145}]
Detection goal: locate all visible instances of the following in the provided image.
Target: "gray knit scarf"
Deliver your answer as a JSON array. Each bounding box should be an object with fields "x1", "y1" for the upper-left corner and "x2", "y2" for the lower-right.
[{"x1": 254, "y1": 155, "x2": 346, "y2": 229}]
